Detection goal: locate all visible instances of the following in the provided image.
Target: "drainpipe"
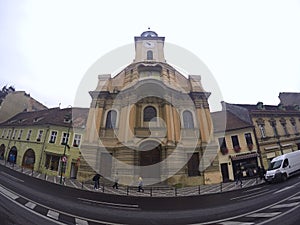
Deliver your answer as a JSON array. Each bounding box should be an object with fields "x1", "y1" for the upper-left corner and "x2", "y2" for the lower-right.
[
  {"x1": 38, "y1": 126, "x2": 50, "y2": 173},
  {"x1": 253, "y1": 126, "x2": 264, "y2": 170}
]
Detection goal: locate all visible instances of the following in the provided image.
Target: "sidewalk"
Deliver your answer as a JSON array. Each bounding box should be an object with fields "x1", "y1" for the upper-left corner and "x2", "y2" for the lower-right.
[{"x1": 0, "y1": 160, "x2": 265, "y2": 197}]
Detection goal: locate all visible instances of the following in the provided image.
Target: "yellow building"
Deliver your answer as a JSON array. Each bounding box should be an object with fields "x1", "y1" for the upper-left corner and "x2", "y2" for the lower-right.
[
  {"x1": 78, "y1": 30, "x2": 220, "y2": 186},
  {"x1": 222, "y1": 101, "x2": 300, "y2": 170},
  {"x1": 0, "y1": 91, "x2": 47, "y2": 123},
  {"x1": 0, "y1": 107, "x2": 88, "y2": 179},
  {"x1": 212, "y1": 110, "x2": 261, "y2": 182}
]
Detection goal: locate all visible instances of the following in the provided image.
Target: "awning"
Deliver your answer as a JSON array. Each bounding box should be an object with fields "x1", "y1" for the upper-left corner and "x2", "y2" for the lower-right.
[
  {"x1": 282, "y1": 143, "x2": 293, "y2": 147},
  {"x1": 264, "y1": 146, "x2": 279, "y2": 151},
  {"x1": 45, "y1": 149, "x2": 69, "y2": 156},
  {"x1": 231, "y1": 152, "x2": 259, "y2": 161}
]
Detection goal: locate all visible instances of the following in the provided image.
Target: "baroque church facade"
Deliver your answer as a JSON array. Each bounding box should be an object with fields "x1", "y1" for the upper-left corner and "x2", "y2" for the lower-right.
[{"x1": 78, "y1": 30, "x2": 220, "y2": 186}]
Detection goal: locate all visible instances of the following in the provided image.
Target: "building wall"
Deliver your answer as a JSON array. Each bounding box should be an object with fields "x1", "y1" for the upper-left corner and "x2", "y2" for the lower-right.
[
  {"x1": 0, "y1": 124, "x2": 82, "y2": 179},
  {"x1": 79, "y1": 67, "x2": 220, "y2": 186},
  {"x1": 251, "y1": 112, "x2": 300, "y2": 169},
  {"x1": 216, "y1": 128, "x2": 260, "y2": 182},
  {"x1": 0, "y1": 91, "x2": 47, "y2": 123}
]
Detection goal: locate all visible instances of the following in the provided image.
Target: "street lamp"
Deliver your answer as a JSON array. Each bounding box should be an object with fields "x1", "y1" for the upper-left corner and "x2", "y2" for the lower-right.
[{"x1": 60, "y1": 107, "x2": 72, "y2": 185}]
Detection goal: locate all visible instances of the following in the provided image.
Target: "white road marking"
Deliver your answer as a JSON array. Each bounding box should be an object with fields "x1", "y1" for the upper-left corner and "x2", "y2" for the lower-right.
[
  {"x1": 0, "y1": 185, "x2": 19, "y2": 200},
  {"x1": 75, "y1": 218, "x2": 89, "y2": 225},
  {"x1": 270, "y1": 202, "x2": 300, "y2": 208},
  {"x1": 218, "y1": 221, "x2": 254, "y2": 225},
  {"x1": 47, "y1": 210, "x2": 59, "y2": 220},
  {"x1": 274, "y1": 186, "x2": 294, "y2": 194},
  {"x1": 247, "y1": 212, "x2": 281, "y2": 218},
  {"x1": 70, "y1": 179, "x2": 79, "y2": 188},
  {"x1": 244, "y1": 187, "x2": 263, "y2": 193},
  {"x1": 1, "y1": 172, "x2": 24, "y2": 182},
  {"x1": 78, "y1": 197, "x2": 139, "y2": 209},
  {"x1": 230, "y1": 189, "x2": 271, "y2": 200},
  {"x1": 289, "y1": 196, "x2": 300, "y2": 200},
  {"x1": 25, "y1": 201, "x2": 36, "y2": 209}
]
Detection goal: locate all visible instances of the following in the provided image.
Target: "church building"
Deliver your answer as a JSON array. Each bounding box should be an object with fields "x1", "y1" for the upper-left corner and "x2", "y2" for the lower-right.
[{"x1": 78, "y1": 30, "x2": 220, "y2": 186}]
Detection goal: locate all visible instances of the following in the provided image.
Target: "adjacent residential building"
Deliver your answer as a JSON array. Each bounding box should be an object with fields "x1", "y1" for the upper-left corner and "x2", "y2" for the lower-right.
[
  {"x1": 279, "y1": 92, "x2": 300, "y2": 107},
  {"x1": 0, "y1": 91, "x2": 47, "y2": 123},
  {"x1": 212, "y1": 110, "x2": 261, "y2": 182},
  {"x1": 0, "y1": 107, "x2": 88, "y2": 179},
  {"x1": 222, "y1": 101, "x2": 300, "y2": 170}
]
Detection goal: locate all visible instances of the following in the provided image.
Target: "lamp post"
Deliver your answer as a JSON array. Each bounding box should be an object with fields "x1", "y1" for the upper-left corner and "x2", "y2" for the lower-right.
[{"x1": 60, "y1": 107, "x2": 72, "y2": 185}]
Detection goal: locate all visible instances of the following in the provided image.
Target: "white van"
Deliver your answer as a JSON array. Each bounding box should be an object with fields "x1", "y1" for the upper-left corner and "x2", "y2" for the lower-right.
[{"x1": 265, "y1": 150, "x2": 300, "y2": 183}]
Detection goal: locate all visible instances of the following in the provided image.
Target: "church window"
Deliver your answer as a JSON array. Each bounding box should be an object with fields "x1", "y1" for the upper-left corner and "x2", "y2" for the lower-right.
[
  {"x1": 143, "y1": 106, "x2": 157, "y2": 122},
  {"x1": 105, "y1": 110, "x2": 117, "y2": 128},
  {"x1": 183, "y1": 110, "x2": 194, "y2": 128}
]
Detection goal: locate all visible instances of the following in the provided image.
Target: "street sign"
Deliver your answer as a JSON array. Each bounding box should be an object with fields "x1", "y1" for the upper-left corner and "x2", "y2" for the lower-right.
[{"x1": 62, "y1": 156, "x2": 67, "y2": 162}]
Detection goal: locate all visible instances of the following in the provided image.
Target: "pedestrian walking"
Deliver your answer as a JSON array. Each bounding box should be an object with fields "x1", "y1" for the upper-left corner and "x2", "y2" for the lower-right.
[
  {"x1": 92, "y1": 173, "x2": 101, "y2": 190},
  {"x1": 137, "y1": 176, "x2": 144, "y2": 192},
  {"x1": 112, "y1": 173, "x2": 119, "y2": 189},
  {"x1": 235, "y1": 169, "x2": 242, "y2": 186}
]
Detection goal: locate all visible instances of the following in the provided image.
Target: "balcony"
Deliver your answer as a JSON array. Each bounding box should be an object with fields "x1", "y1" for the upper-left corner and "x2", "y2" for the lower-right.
[
  {"x1": 134, "y1": 127, "x2": 166, "y2": 138},
  {"x1": 99, "y1": 128, "x2": 119, "y2": 138}
]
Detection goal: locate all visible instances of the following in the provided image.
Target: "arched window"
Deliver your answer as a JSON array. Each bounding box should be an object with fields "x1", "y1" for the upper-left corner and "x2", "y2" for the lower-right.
[
  {"x1": 147, "y1": 50, "x2": 153, "y2": 60},
  {"x1": 144, "y1": 106, "x2": 157, "y2": 122},
  {"x1": 105, "y1": 110, "x2": 117, "y2": 128},
  {"x1": 183, "y1": 110, "x2": 194, "y2": 128}
]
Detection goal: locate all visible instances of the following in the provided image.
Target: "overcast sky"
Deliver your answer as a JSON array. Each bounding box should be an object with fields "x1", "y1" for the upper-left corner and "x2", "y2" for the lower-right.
[{"x1": 1, "y1": 0, "x2": 300, "y2": 112}]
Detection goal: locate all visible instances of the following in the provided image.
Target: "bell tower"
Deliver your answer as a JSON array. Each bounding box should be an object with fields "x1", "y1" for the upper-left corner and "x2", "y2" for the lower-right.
[{"x1": 134, "y1": 29, "x2": 166, "y2": 63}]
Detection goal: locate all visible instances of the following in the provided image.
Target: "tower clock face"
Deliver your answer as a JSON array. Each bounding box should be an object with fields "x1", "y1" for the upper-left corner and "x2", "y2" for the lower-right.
[{"x1": 144, "y1": 41, "x2": 155, "y2": 48}]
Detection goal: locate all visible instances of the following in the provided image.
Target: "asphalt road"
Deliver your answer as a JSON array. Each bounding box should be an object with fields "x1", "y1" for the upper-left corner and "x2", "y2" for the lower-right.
[{"x1": 1, "y1": 164, "x2": 300, "y2": 225}]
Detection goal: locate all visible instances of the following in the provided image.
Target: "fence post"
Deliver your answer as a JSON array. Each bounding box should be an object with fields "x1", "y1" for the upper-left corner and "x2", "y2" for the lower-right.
[
  {"x1": 150, "y1": 187, "x2": 152, "y2": 197},
  {"x1": 174, "y1": 187, "x2": 177, "y2": 196},
  {"x1": 198, "y1": 185, "x2": 201, "y2": 195},
  {"x1": 220, "y1": 182, "x2": 223, "y2": 192}
]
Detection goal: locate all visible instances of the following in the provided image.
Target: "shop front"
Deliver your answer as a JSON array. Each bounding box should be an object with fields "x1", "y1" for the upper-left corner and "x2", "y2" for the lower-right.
[{"x1": 231, "y1": 152, "x2": 259, "y2": 180}]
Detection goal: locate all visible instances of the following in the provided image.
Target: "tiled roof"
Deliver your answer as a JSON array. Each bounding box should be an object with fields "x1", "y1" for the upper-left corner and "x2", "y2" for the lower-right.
[
  {"x1": 211, "y1": 110, "x2": 253, "y2": 133},
  {"x1": 223, "y1": 101, "x2": 300, "y2": 114},
  {"x1": 0, "y1": 107, "x2": 89, "y2": 128}
]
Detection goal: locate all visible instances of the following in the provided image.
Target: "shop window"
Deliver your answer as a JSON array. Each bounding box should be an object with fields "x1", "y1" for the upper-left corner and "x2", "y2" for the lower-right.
[{"x1": 45, "y1": 154, "x2": 60, "y2": 171}]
